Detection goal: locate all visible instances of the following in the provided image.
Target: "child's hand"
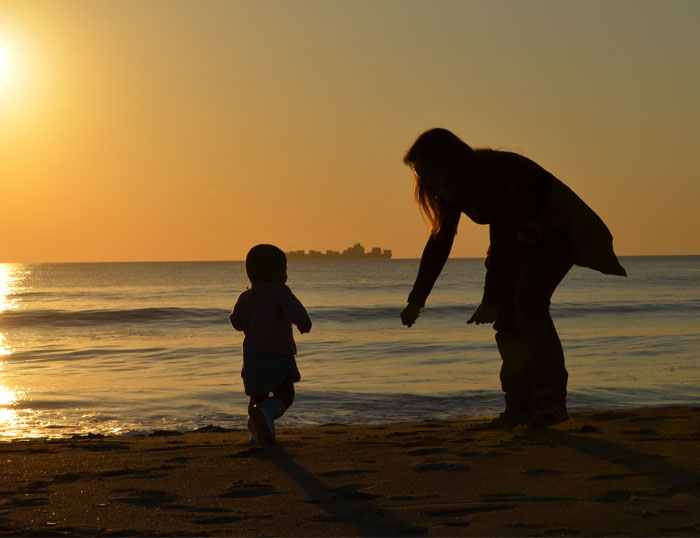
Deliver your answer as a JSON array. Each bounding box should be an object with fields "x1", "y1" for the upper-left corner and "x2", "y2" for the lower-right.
[{"x1": 298, "y1": 318, "x2": 312, "y2": 334}]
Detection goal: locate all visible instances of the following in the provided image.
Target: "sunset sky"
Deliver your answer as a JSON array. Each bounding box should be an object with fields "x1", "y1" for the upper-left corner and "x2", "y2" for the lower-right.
[{"x1": 1, "y1": 0, "x2": 699, "y2": 262}]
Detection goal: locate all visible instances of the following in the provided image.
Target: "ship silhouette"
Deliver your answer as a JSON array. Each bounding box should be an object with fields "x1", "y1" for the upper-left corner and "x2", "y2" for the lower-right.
[{"x1": 287, "y1": 242, "x2": 392, "y2": 260}]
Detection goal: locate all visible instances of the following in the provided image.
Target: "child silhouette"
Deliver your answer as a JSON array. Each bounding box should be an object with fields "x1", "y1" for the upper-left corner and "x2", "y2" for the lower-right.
[{"x1": 230, "y1": 244, "x2": 311, "y2": 445}]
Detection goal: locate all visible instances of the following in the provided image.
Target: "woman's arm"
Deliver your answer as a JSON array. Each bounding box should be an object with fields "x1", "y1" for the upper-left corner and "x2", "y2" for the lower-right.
[{"x1": 406, "y1": 203, "x2": 461, "y2": 309}]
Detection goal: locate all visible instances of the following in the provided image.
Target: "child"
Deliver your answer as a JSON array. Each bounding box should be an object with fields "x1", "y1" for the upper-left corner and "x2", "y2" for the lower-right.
[{"x1": 230, "y1": 244, "x2": 312, "y2": 445}]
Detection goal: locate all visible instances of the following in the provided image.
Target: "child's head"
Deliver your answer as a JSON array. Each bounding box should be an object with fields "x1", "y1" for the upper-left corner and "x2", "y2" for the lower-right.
[{"x1": 245, "y1": 244, "x2": 287, "y2": 284}]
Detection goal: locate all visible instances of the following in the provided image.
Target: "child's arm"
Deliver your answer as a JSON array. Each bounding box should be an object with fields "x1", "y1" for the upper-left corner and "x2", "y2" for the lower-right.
[
  {"x1": 297, "y1": 317, "x2": 312, "y2": 334},
  {"x1": 229, "y1": 296, "x2": 246, "y2": 331},
  {"x1": 279, "y1": 287, "x2": 312, "y2": 334}
]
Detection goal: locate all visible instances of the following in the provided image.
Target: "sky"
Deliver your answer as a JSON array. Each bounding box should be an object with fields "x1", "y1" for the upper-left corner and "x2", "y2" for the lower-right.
[{"x1": 1, "y1": 0, "x2": 699, "y2": 262}]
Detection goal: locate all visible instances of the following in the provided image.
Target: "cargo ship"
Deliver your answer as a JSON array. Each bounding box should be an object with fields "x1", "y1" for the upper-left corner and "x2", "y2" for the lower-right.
[{"x1": 287, "y1": 242, "x2": 392, "y2": 260}]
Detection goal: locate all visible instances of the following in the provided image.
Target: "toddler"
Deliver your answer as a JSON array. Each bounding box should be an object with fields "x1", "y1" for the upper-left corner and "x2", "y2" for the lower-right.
[{"x1": 230, "y1": 244, "x2": 312, "y2": 445}]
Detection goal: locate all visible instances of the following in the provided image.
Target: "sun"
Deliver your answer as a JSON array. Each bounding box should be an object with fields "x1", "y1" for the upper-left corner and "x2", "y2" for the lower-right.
[
  {"x1": 0, "y1": 37, "x2": 18, "y2": 90},
  {"x1": 0, "y1": 46, "x2": 7, "y2": 80},
  {"x1": 0, "y1": 45, "x2": 9, "y2": 87}
]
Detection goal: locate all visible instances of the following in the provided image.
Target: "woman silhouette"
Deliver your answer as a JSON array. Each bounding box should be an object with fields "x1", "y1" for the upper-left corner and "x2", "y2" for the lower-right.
[{"x1": 400, "y1": 128, "x2": 626, "y2": 427}]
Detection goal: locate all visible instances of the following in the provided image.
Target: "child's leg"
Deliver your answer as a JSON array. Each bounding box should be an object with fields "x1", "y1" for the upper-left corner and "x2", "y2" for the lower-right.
[
  {"x1": 271, "y1": 376, "x2": 296, "y2": 412},
  {"x1": 247, "y1": 395, "x2": 267, "y2": 444},
  {"x1": 249, "y1": 378, "x2": 295, "y2": 446},
  {"x1": 248, "y1": 395, "x2": 268, "y2": 415}
]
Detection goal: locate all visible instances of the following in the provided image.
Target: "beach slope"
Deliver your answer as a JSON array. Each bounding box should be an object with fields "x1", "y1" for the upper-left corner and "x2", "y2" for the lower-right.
[{"x1": 1, "y1": 406, "x2": 699, "y2": 536}]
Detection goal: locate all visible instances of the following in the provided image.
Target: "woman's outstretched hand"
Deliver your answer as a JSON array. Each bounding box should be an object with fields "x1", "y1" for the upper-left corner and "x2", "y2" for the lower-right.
[
  {"x1": 467, "y1": 301, "x2": 498, "y2": 325},
  {"x1": 400, "y1": 303, "x2": 421, "y2": 327}
]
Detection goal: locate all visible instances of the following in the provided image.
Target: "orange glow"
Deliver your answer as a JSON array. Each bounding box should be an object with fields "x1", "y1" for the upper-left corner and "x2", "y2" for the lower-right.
[{"x1": 1, "y1": 2, "x2": 699, "y2": 262}]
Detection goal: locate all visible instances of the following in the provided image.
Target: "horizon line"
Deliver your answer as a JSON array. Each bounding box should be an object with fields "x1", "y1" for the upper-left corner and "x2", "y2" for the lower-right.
[{"x1": 2, "y1": 253, "x2": 699, "y2": 264}]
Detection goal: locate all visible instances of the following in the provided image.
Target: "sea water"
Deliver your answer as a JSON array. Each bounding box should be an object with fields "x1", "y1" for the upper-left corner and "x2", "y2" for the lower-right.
[{"x1": 0, "y1": 257, "x2": 698, "y2": 439}]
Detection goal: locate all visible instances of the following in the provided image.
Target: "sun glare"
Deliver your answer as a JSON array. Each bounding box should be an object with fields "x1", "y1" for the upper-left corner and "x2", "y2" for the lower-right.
[
  {"x1": 0, "y1": 36, "x2": 22, "y2": 92},
  {"x1": 0, "y1": 41, "x2": 10, "y2": 86}
]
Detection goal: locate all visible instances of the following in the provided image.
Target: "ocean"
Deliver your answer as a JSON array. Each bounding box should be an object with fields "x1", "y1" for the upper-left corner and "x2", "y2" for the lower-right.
[{"x1": 1, "y1": 257, "x2": 698, "y2": 440}]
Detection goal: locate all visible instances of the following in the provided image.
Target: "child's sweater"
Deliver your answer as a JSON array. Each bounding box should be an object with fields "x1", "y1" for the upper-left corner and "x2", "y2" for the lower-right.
[{"x1": 230, "y1": 282, "x2": 309, "y2": 355}]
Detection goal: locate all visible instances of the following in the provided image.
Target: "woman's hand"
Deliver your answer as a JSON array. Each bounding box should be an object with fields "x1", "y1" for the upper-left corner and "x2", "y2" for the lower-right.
[
  {"x1": 400, "y1": 303, "x2": 421, "y2": 327},
  {"x1": 467, "y1": 301, "x2": 498, "y2": 325}
]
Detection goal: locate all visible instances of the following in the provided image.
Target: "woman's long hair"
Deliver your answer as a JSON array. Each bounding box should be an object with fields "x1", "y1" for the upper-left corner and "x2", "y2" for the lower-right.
[{"x1": 403, "y1": 128, "x2": 473, "y2": 235}]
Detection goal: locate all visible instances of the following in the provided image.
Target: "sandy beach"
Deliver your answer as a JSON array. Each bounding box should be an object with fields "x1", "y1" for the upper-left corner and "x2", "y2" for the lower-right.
[{"x1": 1, "y1": 406, "x2": 699, "y2": 536}]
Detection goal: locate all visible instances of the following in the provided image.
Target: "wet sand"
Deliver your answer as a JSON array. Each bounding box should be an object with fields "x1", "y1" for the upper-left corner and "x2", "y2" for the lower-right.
[{"x1": 1, "y1": 406, "x2": 699, "y2": 536}]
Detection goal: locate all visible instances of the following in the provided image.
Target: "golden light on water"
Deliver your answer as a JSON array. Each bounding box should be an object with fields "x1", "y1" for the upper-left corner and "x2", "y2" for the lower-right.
[
  {"x1": 0, "y1": 334, "x2": 10, "y2": 356},
  {"x1": 0, "y1": 381, "x2": 18, "y2": 406},
  {"x1": 0, "y1": 376, "x2": 27, "y2": 439},
  {"x1": 0, "y1": 263, "x2": 25, "y2": 439},
  {"x1": 0, "y1": 263, "x2": 22, "y2": 313},
  {"x1": 0, "y1": 365, "x2": 38, "y2": 439}
]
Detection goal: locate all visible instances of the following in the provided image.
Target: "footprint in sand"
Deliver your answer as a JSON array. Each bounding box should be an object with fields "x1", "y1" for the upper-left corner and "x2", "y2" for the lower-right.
[
  {"x1": 72, "y1": 441, "x2": 131, "y2": 452},
  {"x1": 1, "y1": 496, "x2": 50, "y2": 508},
  {"x1": 97, "y1": 466, "x2": 173, "y2": 479},
  {"x1": 609, "y1": 453, "x2": 669, "y2": 465},
  {"x1": 52, "y1": 472, "x2": 85, "y2": 484},
  {"x1": 220, "y1": 481, "x2": 277, "y2": 498},
  {"x1": 482, "y1": 492, "x2": 574, "y2": 503},
  {"x1": 386, "y1": 431, "x2": 415, "y2": 438},
  {"x1": 412, "y1": 461, "x2": 470, "y2": 473},
  {"x1": 621, "y1": 428, "x2": 658, "y2": 436},
  {"x1": 590, "y1": 472, "x2": 658, "y2": 481},
  {"x1": 389, "y1": 494, "x2": 439, "y2": 502},
  {"x1": 319, "y1": 469, "x2": 377, "y2": 477},
  {"x1": 193, "y1": 514, "x2": 272, "y2": 525},
  {"x1": 426, "y1": 504, "x2": 513, "y2": 518},
  {"x1": 542, "y1": 527, "x2": 581, "y2": 536},
  {"x1": 521, "y1": 469, "x2": 565, "y2": 476},
  {"x1": 165, "y1": 456, "x2": 193, "y2": 464},
  {"x1": 407, "y1": 447, "x2": 448, "y2": 456},
  {"x1": 588, "y1": 411, "x2": 637, "y2": 421},
  {"x1": 112, "y1": 489, "x2": 177, "y2": 508},
  {"x1": 20, "y1": 481, "x2": 52, "y2": 494},
  {"x1": 305, "y1": 483, "x2": 382, "y2": 504},
  {"x1": 597, "y1": 489, "x2": 633, "y2": 503}
]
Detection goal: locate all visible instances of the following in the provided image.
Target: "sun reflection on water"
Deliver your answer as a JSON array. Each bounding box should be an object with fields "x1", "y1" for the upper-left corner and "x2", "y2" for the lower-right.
[
  {"x1": 0, "y1": 376, "x2": 29, "y2": 439},
  {"x1": 0, "y1": 263, "x2": 23, "y2": 313},
  {"x1": 0, "y1": 263, "x2": 30, "y2": 439},
  {"x1": 0, "y1": 380, "x2": 18, "y2": 406},
  {"x1": 0, "y1": 334, "x2": 10, "y2": 356}
]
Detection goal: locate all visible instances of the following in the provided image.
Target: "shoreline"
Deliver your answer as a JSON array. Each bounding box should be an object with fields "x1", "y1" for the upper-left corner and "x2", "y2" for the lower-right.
[{"x1": 2, "y1": 406, "x2": 699, "y2": 536}]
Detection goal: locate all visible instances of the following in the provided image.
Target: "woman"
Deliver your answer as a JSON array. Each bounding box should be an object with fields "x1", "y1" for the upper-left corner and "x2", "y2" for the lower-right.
[{"x1": 400, "y1": 128, "x2": 626, "y2": 428}]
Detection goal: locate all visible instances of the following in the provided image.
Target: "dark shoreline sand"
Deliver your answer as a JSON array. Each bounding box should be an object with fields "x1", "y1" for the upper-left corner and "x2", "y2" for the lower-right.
[{"x1": 2, "y1": 406, "x2": 699, "y2": 536}]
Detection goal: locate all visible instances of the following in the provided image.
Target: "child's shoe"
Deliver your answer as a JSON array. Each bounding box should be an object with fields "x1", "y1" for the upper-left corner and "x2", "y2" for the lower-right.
[
  {"x1": 249, "y1": 405, "x2": 273, "y2": 446},
  {"x1": 250, "y1": 397, "x2": 285, "y2": 446},
  {"x1": 247, "y1": 417, "x2": 257, "y2": 445}
]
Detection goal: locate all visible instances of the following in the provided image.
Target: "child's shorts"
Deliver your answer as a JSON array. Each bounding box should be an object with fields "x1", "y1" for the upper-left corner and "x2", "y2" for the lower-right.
[{"x1": 242, "y1": 353, "x2": 301, "y2": 397}]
